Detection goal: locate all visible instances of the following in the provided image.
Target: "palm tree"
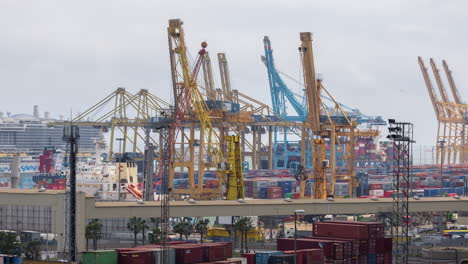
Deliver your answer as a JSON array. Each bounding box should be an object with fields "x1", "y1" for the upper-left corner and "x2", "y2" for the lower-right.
[
  {"x1": 0, "y1": 232, "x2": 20, "y2": 255},
  {"x1": 140, "y1": 219, "x2": 149, "y2": 245},
  {"x1": 234, "y1": 217, "x2": 254, "y2": 253},
  {"x1": 173, "y1": 221, "x2": 193, "y2": 241},
  {"x1": 173, "y1": 222, "x2": 185, "y2": 241},
  {"x1": 23, "y1": 240, "x2": 41, "y2": 260},
  {"x1": 195, "y1": 219, "x2": 209, "y2": 244},
  {"x1": 148, "y1": 227, "x2": 162, "y2": 244},
  {"x1": 127, "y1": 217, "x2": 146, "y2": 246},
  {"x1": 85, "y1": 219, "x2": 103, "y2": 250}
]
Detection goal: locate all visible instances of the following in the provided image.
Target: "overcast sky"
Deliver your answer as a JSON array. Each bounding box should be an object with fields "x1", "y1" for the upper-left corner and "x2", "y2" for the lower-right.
[{"x1": 1, "y1": 0, "x2": 466, "y2": 145}]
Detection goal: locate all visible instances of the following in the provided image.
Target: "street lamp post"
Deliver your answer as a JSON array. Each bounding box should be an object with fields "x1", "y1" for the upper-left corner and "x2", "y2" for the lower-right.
[{"x1": 294, "y1": 209, "x2": 305, "y2": 264}]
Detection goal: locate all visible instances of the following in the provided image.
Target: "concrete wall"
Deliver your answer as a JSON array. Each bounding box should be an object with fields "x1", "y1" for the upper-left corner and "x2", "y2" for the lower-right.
[{"x1": 2, "y1": 189, "x2": 468, "y2": 255}]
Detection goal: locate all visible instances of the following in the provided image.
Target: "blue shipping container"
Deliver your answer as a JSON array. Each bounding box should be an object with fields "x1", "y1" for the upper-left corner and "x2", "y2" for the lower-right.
[{"x1": 255, "y1": 251, "x2": 282, "y2": 264}]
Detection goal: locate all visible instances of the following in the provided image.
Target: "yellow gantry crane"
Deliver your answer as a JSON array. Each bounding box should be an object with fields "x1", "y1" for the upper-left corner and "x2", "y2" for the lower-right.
[
  {"x1": 418, "y1": 57, "x2": 467, "y2": 165},
  {"x1": 223, "y1": 135, "x2": 244, "y2": 200},
  {"x1": 299, "y1": 32, "x2": 357, "y2": 199},
  {"x1": 48, "y1": 88, "x2": 170, "y2": 158},
  {"x1": 167, "y1": 19, "x2": 225, "y2": 198}
]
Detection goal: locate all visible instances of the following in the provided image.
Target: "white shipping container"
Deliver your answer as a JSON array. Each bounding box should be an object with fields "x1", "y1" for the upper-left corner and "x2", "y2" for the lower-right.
[
  {"x1": 369, "y1": 189, "x2": 384, "y2": 196},
  {"x1": 223, "y1": 102, "x2": 232, "y2": 111},
  {"x1": 335, "y1": 190, "x2": 349, "y2": 196}
]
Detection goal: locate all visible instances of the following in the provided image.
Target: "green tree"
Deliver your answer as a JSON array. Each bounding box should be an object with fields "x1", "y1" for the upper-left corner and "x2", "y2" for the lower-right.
[
  {"x1": 127, "y1": 217, "x2": 146, "y2": 246},
  {"x1": 173, "y1": 222, "x2": 185, "y2": 240},
  {"x1": 140, "y1": 219, "x2": 149, "y2": 245},
  {"x1": 195, "y1": 219, "x2": 210, "y2": 244},
  {"x1": 234, "y1": 217, "x2": 254, "y2": 253},
  {"x1": 0, "y1": 232, "x2": 20, "y2": 255},
  {"x1": 85, "y1": 219, "x2": 103, "y2": 250},
  {"x1": 148, "y1": 228, "x2": 162, "y2": 244},
  {"x1": 173, "y1": 221, "x2": 193, "y2": 241},
  {"x1": 23, "y1": 240, "x2": 41, "y2": 260}
]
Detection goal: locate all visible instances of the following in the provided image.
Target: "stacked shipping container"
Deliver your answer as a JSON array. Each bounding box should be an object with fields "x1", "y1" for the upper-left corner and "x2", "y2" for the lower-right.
[{"x1": 109, "y1": 242, "x2": 234, "y2": 264}]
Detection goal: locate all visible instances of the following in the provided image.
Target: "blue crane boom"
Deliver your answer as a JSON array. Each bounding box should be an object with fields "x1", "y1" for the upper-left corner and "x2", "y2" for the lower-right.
[
  {"x1": 262, "y1": 36, "x2": 386, "y2": 126},
  {"x1": 262, "y1": 36, "x2": 306, "y2": 121}
]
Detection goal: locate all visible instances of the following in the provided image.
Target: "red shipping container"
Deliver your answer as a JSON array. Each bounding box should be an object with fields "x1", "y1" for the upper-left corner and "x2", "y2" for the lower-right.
[
  {"x1": 359, "y1": 239, "x2": 369, "y2": 255},
  {"x1": 375, "y1": 239, "x2": 385, "y2": 253},
  {"x1": 358, "y1": 255, "x2": 367, "y2": 264},
  {"x1": 313, "y1": 238, "x2": 351, "y2": 259},
  {"x1": 368, "y1": 239, "x2": 379, "y2": 254},
  {"x1": 377, "y1": 253, "x2": 385, "y2": 264},
  {"x1": 383, "y1": 237, "x2": 392, "y2": 253},
  {"x1": 203, "y1": 242, "x2": 231, "y2": 261},
  {"x1": 277, "y1": 238, "x2": 294, "y2": 251},
  {"x1": 369, "y1": 183, "x2": 383, "y2": 190},
  {"x1": 267, "y1": 187, "x2": 282, "y2": 199},
  {"x1": 118, "y1": 250, "x2": 153, "y2": 264},
  {"x1": 384, "y1": 251, "x2": 392, "y2": 264},
  {"x1": 214, "y1": 260, "x2": 242, "y2": 264},
  {"x1": 241, "y1": 252, "x2": 255, "y2": 264},
  {"x1": 171, "y1": 244, "x2": 205, "y2": 264},
  {"x1": 299, "y1": 248, "x2": 324, "y2": 264},
  {"x1": 115, "y1": 248, "x2": 143, "y2": 253},
  {"x1": 284, "y1": 250, "x2": 303, "y2": 264},
  {"x1": 313, "y1": 223, "x2": 369, "y2": 239},
  {"x1": 309, "y1": 237, "x2": 358, "y2": 257},
  {"x1": 277, "y1": 238, "x2": 343, "y2": 259},
  {"x1": 327, "y1": 221, "x2": 385, "y2": 239}
]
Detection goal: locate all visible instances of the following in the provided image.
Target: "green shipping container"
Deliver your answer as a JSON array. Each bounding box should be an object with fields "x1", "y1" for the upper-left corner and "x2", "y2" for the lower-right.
[{"x1": 83, "y1": 250, "x2": 117, "y2": 264}]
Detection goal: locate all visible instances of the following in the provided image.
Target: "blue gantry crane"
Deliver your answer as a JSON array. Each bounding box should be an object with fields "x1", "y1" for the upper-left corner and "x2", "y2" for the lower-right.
[
  {"x1": 262, "y1": 36, "x2": 305, "y2": 122},
  {"x1": 262, "y1": 36, "x2": 386, "y2": 126},
  {"x1": 261, "y1": 36, "x2": 386, "y2": 169}
]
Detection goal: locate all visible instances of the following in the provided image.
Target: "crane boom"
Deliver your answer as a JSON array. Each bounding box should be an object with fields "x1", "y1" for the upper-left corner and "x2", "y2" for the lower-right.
[
  {"x1": 167, "y1": 18, "x2": 224, "y2": 197},
  {"x1": 217, "y1": 53, "x2": 233, "y2": 102},
  {"x1": 298, "y1": 32, "x2": 358, "y2": 199},
  {"x1": 442, "y1": 60, "x2": 464, "y2": 106},
  {"x1": 202, "y1": 52, "x2": 216, "y2": 100},
  {"x1": 299, "y1": 32, "x2": 328, "y2": 199},
  {"x1": 418, "y1": 57, "x2": 442, "y2": 120},
  {"x1": 430, "y1": 58, "x2": 453, "y2": 116},
  {"x1": 300, "y1": 32, "x2": 321, "y2": 132},
  {"x1": 263, "y1": 36, "x2": 306, "y2": 120}
]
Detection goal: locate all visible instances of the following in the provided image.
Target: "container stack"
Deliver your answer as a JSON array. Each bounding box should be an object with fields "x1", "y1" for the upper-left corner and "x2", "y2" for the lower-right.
[
  {"x1": 110, "y1": 242, "x2": 235, "y2": 264},
  {"x1": 334, "y1": 182, "x2": 349, "y2": 197},
  {"x1": 311, "y1": 221, "x2": 391, "y2": 264},
  {"x1": 244, "y1": 177, "x2": 297, "y2": 199},
  {"x1": 273, "y1": 221, "x2": 391, "y2": 263},
  {"x1": 255, "y1": 250, "x2": 283, "y2": 264},
  {"x1": 359, "y1": 165, "x2": 468, "y2": 199},
  {"x1": 277, "y1": 238, "x2": 337, "y2": 263}
]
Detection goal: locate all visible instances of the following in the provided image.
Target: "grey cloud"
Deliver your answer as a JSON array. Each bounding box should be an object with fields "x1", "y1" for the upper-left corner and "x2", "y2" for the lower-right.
[{"x1": 0, "y1": 0, "x2": 467, "y2": 146}]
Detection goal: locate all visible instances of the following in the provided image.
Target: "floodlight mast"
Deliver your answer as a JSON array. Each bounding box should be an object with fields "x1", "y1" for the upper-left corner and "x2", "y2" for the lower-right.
[{"x1": 62, "y1": 125, "x2": 80, "y2": 262}]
